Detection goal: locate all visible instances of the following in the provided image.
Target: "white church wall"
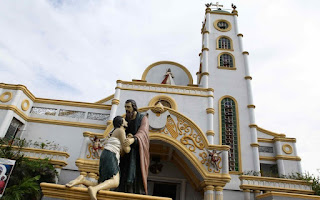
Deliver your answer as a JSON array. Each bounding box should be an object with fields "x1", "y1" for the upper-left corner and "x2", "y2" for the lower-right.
[
  {"x1": 116, "y1": 89, "x2": 208, "y2": 134},
  {"x1": 21, "y1": 122, "x2": 104, "y2": 170},
  {"x1": 224, "y1": 189, "x2": 253, "y2": 200},
  {"x1": 224, "y1": 174, "x2": 241, "y2": 190}
]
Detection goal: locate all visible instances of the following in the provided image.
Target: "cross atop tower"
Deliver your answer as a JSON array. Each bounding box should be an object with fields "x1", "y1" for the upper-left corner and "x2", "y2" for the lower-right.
[{"x1": 212, "y1": 2, "x2": 223, "y2": 10}]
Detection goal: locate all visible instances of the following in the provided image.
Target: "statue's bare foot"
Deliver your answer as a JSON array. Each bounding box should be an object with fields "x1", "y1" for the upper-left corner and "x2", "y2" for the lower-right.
[
  {"x1": 88, "y1": 186, "x2": 98, "y2": 200},
  {"x1": 66, "y1": 175, "x2": 85, "y2": 188}
]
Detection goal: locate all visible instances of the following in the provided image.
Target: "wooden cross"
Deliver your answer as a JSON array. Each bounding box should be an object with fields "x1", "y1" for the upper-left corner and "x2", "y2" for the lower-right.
[{"x1": 212, "y1": 2, "x2": 223, "y2": 9}]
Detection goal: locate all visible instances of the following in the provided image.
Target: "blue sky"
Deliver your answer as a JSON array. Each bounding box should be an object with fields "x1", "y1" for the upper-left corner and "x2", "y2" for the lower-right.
[{"x1": 0, "y1": 0, "x2": 320, "y2": 175}]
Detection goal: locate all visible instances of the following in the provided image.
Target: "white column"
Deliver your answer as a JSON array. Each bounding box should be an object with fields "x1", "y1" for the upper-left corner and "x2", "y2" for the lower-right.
[
  {"x1": 200, "y1": 8, "x2": 211, "y2": 88},
  {"x1": 204, "y1": 185, "x2": 214, "y2": 200},
  {"x1": 206, "y1": 92, "x2": 214, "y2": 144},
  {"x1": 108, "y1": 81, "x2": 122, "y2": 125},
  {"x1": 79, "y1": 132, "x2": 92, "y2": 159},
  {"x1": 243, "y1": 189, "x2": 250, "y2": 200},
  {"x1": 242, "y1": 47, "x2": 260, "y2": 172},
  {"x1": 293, "y1": 142, "x2": 302, "y2": 173},
  {"x1": 222, "y1": 150, "x2": 229, "y2": 174},
  {"x1": 215, "y1": 186, "x2": 223, "y2": 200},
  {"x1": 275, "y1": 140, "x2": 285, "y2": 176}
]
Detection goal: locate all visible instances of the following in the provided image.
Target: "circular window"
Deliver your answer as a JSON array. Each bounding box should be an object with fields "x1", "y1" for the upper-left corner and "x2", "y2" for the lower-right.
[{"x1": 214, "y1": 20, "x2": 232, "y2": 32}]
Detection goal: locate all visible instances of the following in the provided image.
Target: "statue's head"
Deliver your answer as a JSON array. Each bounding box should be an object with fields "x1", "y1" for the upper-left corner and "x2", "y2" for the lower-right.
[
  {"x1": 125, "y1": 99, "x2": 138, "y2": 120},
  {"x1": 125, "y1": 99, "x2": 138, "y2": 113},
  {"x1": 113, "y1": 116, "x2": 127, "y2": 129}
]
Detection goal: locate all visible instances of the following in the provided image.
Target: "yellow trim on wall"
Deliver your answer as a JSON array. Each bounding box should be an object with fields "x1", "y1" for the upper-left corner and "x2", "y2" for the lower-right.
[
  {"x1": 260, "y1": 155, "x2": 301, "y2": 161},
  {"x1": 95, "y1": 94, "x2": 114, "y2": 104},
  {"x1": 148, "y1": 95, "x2": 178, "y2": 110},
  {"x1": 141, "y1": 61, "x2": 193, "y2": 85},
  {"x1": 216, "y1": 35, "x2": 234, "y2": 51},
  {"x1": 244, "y1": 76, "x2": 252, "y2": 80},
  {"x1": 41, "y1": 183, "x2": 172, "y2": 200},
  {"x1": 258, "y1": 137, "x2": 296, "y2": 143},
  {"x1": 206, "y1": 108, "x2": 215, "y2": 114},
  {"x1": 0, "y1": 83, "x2": 111, "y2": 110},
  {"x1": 276, "y1": 155, "x2": 301, "y2": 161},
  {"x1": 8, "y1": 145, "x2": 70, "y2": 158},
  {"x1": 115, "y1": 80, "x2": 213, "y2": 97},
  {"x1": 237, "y1": 33, "x2": 243, "y2": 37},
  {"x1": 206, "y1": 130, "x2": 215, "y2": 136},
  {"x1": 218, "y1": 95, "x2": 242, "y2": 173},
  {"x1": 257, "y1": 126, "x2": 286, "y2": 138},
  {"x1": 242, "y1": 51, "x2": 249, "y2": 55},
  {"x1": 213, "y1": 19, "x2": 232, "y2": 32},
  {"x1": 217, "y1": 66, "x2": 237, "y2": 70},
  {"x1": 251, "y1": 143, "x2": 259, "y2": 147},
  {"x1": 282, "y1": 144, "x2": 293, "y2": 154},
  {"x1": 217, "y1": 52, "x2": 236, "y2": 69},
  {"x1": 202, "y1": 47, "x2": 209, "y2": 52},
  {"x1": 260, "y1": 156, "x2": 276, "y2": 161},
  {"x1": 0, "y1": 91, "x2": 13, "y2": 103},
  {"x1": 210, "y1": 11, "x2": 238, "y2": 16},
  {"x1": 21, "y1": 99, "x2": 30, "y2": 111},
  {"x1": 247, "y1": 105, "x2": 256, "y2": 109},
  {"x1": 256, "y1": 192, "x2": 320, "y2": 199},
  {"x1": 0, "y1": 105, "x2": 107, "y2": 130},
  {"x1": 111, "y1": 99, "x2": 120, "y2": 105}
]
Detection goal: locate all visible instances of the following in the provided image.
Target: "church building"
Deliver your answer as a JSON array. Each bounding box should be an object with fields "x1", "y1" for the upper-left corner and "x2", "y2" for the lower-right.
[{"x1": 0, "y1": 3, "x2": 317, "y2": 200}]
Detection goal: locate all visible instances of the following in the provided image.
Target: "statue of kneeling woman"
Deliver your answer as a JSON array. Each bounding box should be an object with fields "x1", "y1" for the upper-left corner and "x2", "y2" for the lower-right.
[{"x1": 66, "y1": 116, "x2": 135, "y2": 200}]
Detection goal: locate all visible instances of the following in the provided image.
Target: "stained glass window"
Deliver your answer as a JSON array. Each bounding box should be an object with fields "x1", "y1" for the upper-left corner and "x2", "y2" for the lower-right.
[
  {"x1": 218, "y1": 37, "x2": 231, "y2": 49},
  {"x1": 221, "y1": 98, "x2": 239, "y2": 171},
  {"x1": 219, "y1": 54, "x2": 234, "y2": 68}
]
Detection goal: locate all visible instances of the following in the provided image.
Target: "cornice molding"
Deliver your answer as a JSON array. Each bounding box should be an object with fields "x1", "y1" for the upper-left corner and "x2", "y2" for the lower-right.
[
  {"x1": 247, "y1": 105, "x2": 256, "y2": 109},
  {"x1": 0, "y1": 83, "x2": 111, "y2": 109},
  {"x1": 206, "y1": 108, "x2": 215, "y2": 114}
]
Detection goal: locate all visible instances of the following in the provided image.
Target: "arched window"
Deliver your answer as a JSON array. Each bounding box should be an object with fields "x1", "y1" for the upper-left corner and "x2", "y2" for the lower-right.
[
  {"x1": 220, "y1": 97, "x2": 240, "y2": 172},
  {"x1": 218, "y1": 37, "x2": 231, "y2": 49},
  {"x1": 219, "y1": 53, "x2": 234, "y2": 68}
]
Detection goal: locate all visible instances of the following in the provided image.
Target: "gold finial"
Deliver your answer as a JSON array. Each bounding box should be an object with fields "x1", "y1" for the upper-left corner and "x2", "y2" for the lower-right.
[{"x1": 151, "y1": 101, "x2": 165, "y2": 115}]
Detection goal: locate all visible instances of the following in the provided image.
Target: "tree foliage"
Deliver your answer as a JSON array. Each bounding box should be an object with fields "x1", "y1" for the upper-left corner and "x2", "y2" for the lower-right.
[{"x1": 0, "y1": 139, "x2": 57, "y2": 200}]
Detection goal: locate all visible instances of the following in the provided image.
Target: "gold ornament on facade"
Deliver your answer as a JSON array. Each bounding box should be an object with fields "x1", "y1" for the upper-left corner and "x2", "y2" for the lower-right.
[
  {"x1": 21, "y1": 99, "x2": 30, "y2": 111},
  {"x1": 150, "y1": 114, "x2": 205, "y2": 152},
  {"x1": 199, "y1": 151, "x2": 222, "y2": 173},
  {"x1": 0, "y1": 91, "x2": 13, "y2": 103},
  {"x1": 282, "y1": 144, "x2": 293, "y2": 154},
  {"x1": 206, "y1": 108, "x2": 215, "y2": 114},
  {"x1": 151, "y1": 101, "x2": 166, "y2": 116},
  {"x1": 87, "y1": 144, "x2": 100, "y2": 159},
  {"x1": 111, "y1": 99, "x2": 120, "y2": 105}
]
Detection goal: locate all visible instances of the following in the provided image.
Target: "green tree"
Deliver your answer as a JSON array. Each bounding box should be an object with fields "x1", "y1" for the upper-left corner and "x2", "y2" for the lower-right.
[{"x1": 0, "y1": 139, "x2": 57, "y2": 200}]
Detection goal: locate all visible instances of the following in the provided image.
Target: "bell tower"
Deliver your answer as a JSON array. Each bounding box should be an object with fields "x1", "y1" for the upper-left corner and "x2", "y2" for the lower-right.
[{"x1": 198, "y1": 3, "x2": 260, "y2": 173}]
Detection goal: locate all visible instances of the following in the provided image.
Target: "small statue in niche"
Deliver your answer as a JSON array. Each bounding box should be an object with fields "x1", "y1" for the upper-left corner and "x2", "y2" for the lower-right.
[
  {"x1": 161, "y1": 68, "x2": 175, "y2": 85},
  {"x1": 90, "y1": 136, "x2": 104, "y2": 158},
  {"x1": 208, "y1": 150, "x2": 222, "y2": 170}
]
